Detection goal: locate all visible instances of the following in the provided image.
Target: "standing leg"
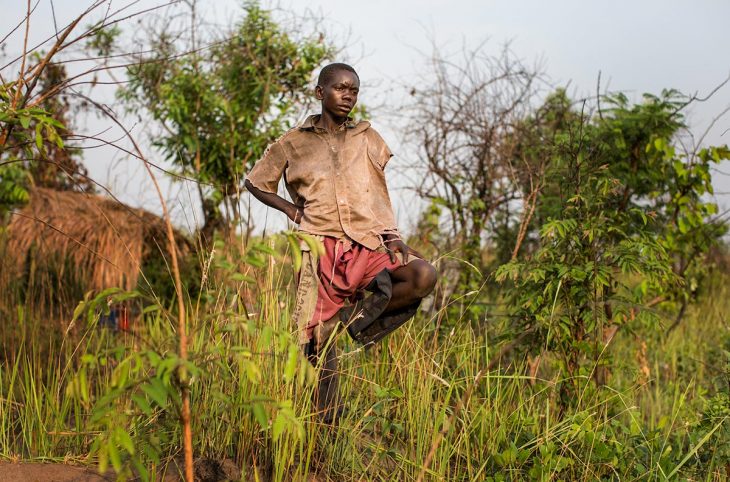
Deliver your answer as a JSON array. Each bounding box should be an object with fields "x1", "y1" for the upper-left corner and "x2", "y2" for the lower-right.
[
  {"x1": 315, "y1": 340, "x2": 340, "y2": 424},
  {"x1": 308, "y1": 315, "x2": 343, "y2": 424}
]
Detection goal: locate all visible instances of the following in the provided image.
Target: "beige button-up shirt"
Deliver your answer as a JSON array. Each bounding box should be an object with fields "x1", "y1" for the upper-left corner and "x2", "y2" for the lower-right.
[{"x1": 246, "y1": 115, "x2": 399, "y2": 250}]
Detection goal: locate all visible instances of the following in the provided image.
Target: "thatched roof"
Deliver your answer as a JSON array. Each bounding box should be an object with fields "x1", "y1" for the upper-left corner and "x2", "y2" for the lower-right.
[{"x1": 3, "y1": 187, "x2": 190, "y2": 292}]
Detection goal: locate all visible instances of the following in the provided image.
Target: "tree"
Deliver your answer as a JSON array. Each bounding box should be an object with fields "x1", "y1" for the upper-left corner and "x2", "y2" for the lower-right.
[
  {"x1": 513, "y1": 89, "x2": 729, "y2": 324},
  {"x1": 495, "y1": 90, "x2": 729, "y2": 405},
  {"x1": 405, "y1": 44, "x2": 543, "y2": 298},
  {"x1": 120, "y1": 1, "x2": 333, "y2": 242},
  {"x1": 0, "y1": 4, "x2": 100, "y2": 221},
  {"x1": 2, "y1": 59, "x2": 92, "y2": 195}
]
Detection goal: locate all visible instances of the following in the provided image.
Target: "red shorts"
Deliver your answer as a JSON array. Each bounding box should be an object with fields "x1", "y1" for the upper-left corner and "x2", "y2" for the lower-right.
[{"x1": 307, "y1": 237, "x2": 404, "y2": 334}]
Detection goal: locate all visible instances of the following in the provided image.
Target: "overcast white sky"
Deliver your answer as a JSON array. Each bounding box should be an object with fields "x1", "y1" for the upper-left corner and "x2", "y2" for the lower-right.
[{"x1": 2, "y1": 0, "x2": 730, "y2": 235}]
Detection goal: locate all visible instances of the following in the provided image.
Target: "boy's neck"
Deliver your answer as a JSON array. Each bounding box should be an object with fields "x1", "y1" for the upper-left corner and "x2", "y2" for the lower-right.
[{"x1": 315, "y1": 111, "x2": 350, "y2": 132}]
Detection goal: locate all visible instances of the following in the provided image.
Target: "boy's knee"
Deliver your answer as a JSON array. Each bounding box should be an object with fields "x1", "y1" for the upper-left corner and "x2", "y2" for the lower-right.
[{"x1": 413, "y1": 261, "x2": 437, "y2": 298}]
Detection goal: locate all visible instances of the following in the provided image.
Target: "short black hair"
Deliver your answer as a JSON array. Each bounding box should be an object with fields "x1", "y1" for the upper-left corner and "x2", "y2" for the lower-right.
[{"x1": 317, "y1": 63, "x2": 358, "y2": 87}]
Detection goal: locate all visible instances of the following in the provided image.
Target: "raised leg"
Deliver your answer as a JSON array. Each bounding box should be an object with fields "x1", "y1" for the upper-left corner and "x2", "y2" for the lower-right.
[{"x1": 385, "y1": 259, "x2": 437, "y2": 312}]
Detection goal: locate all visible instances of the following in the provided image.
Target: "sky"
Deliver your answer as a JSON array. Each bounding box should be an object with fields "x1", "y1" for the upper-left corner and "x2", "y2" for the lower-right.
[{"x1": 2, "y1": 0, "x2": 730, "y2": 234}]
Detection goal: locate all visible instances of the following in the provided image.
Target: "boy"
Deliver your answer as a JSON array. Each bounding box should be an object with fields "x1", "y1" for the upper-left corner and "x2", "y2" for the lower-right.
[{"x1": 244, "y1": 63, "x2": 437, "y2": 423}]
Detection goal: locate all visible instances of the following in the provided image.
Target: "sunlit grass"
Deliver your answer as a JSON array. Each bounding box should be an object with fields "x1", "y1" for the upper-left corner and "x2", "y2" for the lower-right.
[{"x1": 0, "y1": 249, "x2": 728, "y2": 480}]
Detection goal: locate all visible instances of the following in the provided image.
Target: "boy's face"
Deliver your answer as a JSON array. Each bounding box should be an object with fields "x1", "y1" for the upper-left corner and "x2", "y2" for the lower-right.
[{"x1": 316, "y1": 69, "x2": 360, "y2": 119}]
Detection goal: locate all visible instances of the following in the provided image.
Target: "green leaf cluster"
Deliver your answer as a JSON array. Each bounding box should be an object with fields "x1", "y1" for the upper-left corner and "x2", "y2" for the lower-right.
[
  {"x1": 119, "y1": 2, "x2": 333, "y2": 236},
  {"x1": 0, "y1": 82, "x2": 69, "y2": 219},
  {"x1": 63, "y1": 232, "x2": 315, "y2": 479},
  {"x1": 496, "y1": 89, "x2": 728, "y2": 404}
]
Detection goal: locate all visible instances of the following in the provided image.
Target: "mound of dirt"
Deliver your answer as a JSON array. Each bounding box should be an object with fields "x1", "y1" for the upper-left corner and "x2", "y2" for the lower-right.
[{"x1": 166, "y1": 458, "x2": 242, "y2": 481}]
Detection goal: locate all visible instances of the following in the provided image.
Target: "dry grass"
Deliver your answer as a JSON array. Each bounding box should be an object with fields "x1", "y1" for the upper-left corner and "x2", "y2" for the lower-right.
[{"x1": 1, "y1": 187, "x2": 190, "y2": 306}]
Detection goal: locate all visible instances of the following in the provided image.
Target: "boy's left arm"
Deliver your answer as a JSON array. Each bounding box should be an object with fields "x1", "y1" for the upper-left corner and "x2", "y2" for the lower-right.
[{"x1": 372, "y1": 130, "x2": 423, "y2": 264}]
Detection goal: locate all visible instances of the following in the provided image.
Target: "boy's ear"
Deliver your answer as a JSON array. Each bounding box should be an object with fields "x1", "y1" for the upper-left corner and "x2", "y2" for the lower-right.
[{"x1": 315, "y1": 84, "x2": 323, "y2": 100}]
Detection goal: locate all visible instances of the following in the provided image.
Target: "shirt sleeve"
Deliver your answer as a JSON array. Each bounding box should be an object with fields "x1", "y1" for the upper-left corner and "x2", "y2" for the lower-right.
[
  {"x1": 366, "y1": 128, "x2": 394, "y2": 170},
  {"x1": 246, "y1": 140, "x2": 287, "y2": 194}
]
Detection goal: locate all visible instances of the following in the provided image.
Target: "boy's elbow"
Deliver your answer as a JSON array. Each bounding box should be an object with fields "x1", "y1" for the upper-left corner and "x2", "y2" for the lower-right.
[{"x1": 244, "y1": 179, "x2": 263, "y2": 197}]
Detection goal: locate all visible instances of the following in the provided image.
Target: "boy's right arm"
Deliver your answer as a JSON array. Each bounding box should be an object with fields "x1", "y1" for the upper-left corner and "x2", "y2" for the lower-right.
[
  {"x1": 244, "y1": 179, "x2": 303, "y2": 224},
  {"x1": 245, "y1": 139, "x2": 303, "y2": 224}
]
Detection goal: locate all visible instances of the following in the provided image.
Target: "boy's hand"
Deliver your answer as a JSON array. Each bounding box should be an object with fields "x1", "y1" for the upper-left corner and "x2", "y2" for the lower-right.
[
  {"x1": 385, "y1": 238, "x2": 410, "y2": 266},
  {"x1": 245, "y1": 179, "x2": 304, "y2": 225},
  {"x1": 286, "y1": 204, "x2": 304, "y2": 224}
]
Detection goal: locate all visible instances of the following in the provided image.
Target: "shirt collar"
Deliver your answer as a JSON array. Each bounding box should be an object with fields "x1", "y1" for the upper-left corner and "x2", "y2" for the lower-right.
[{"x1": 298, "y1": 114, "x2": 369, "y2": 134}]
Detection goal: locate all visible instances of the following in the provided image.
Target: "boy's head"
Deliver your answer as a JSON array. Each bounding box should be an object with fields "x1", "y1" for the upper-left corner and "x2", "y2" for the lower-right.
[
  {"x1": 317, "y1": 63, "x2": 358, "y2": 87},
  {"x1": 316, "y1": 63, "x2": 360, "y2": 119}
]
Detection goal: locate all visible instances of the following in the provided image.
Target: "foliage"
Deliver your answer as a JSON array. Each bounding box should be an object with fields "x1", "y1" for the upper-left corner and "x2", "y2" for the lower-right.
[
  {"x1": 495, "y1": 90, "x2": 728, "y2": 405},
  {"x1": 0, "y1": 80, "x2": 69, "y2": 220},
  {"x1": 23, "y1": 59, "x2": 91, "y2": 192},
  {"x1": 2, "y1": 249, "x2": 730, "y2": 480},
  {"x1": 506, "y1": 89, "x2": 729, "y2": 289},
  {"x1": 406, "y1": 45, "x2": 542, "y2": 293},
  {"x1": 2, "y1": 6, "x2": 730, "y2": 480},
  {"x1": 409, "y1": 46, "x2": 728, "y2": 334},
  {"x1": 587, "y1": 92, "x2": 727, "y2": 307},
  {"x1": 119, "y1": 2, "x2": 333, "y2": 240},
  {"x1": 496, "y1": 180, "x2": 677, "y2": 405},
  {"x1": 85, "y1": 23, "x2": 122, "y2": 57},
  {"x1": 63, "y1": 235, "x2": 313, "y2": 481},
  {"x1": 0, "y1": 56, "x2": 93, "y2": 222}
]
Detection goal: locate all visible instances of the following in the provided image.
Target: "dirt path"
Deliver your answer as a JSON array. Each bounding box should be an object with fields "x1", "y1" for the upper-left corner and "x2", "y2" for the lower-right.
[
  {"x1": 0, "y1": 463, "x2": 113, "y2": 482},
  {"x1": 0, "y1": 459, "x2": 241, "y2": 481},
  {"x1": 0, "y1": 462, "x2": 184, "y2": 482}
]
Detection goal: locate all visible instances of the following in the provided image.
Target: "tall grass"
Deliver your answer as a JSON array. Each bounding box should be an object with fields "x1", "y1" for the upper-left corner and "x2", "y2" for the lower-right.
[{"x1": 0, "y1": 243, "x2": 728, "y2": 480}]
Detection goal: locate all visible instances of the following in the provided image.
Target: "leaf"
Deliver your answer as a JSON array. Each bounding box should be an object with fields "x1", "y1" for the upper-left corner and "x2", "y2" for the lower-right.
[
  {"x1": 678, "y1": 217, "x2": 688, "y2": 234},
  {"x1": 259, "y1": 325, "x2": 273, "y2": 347},
  {"x1": 254, "y1": 242, "x2": 277, "y2": 256},
  {"x1": 272, "y1": 411, "x2": 286, "y2": 440},
  {"x1": 34, "y1": 123, "x2": 43, "y2": 150},
  {"x1": 286, "y1": 234, "x2": 302, "y2": 273},
  {"x1": 19, "y1": 114, "x2": 30, "y2": 129},
  {"x1": 141, "y1": 378, "x2": 168, "y2": 408},
  {"x1": 79, "y1": 369, "x2": 89, "y2": 403},
  {"x1": 115, "y1": 427, "x2": 135, "y2": 455},
  {"x1": 244, "y1": 254, "x2": 266, "y2": 268},
  {"x1": 251, "y1": 402, "x2": 268, "y2": 429},
  {"x1": 97, "y1": 442, "x2": 109, "y2": 475},
  {"x1": 131, "y1": 458, "x2": 149, "y2": 482},
  {"x1": 142, "y1": 304, "x2": 161, "y2": 315},
  {"x1": 131, "y1": 394, "x2": 153, "y2": 416},
  {"x1": 300, "y1": 233, "x2": 324, "y2": 256},
  {"x1": 107, "y1": 437, "x2": 122, "y2": 472},
  {"x1": 283, "y1": 343, "x2": 297, "y2": 382},
  {"x1": 53, "y1": 130, "x2": 64, "y2": 148},
  {"x1": 72, "y1": 296, "x2": 90, "y2": 322},
  {"x1": 230, "y1": 272, "x2": 255, "y2": 283},
  {"x1": 245, "y1": 361, "x2": 261, "y2": 384}
]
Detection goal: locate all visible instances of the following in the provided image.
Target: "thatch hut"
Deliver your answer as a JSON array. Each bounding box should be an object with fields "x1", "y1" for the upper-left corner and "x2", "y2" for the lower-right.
[{"x1": 1, "y1": 187, "x2": 192, "y2": 316}]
